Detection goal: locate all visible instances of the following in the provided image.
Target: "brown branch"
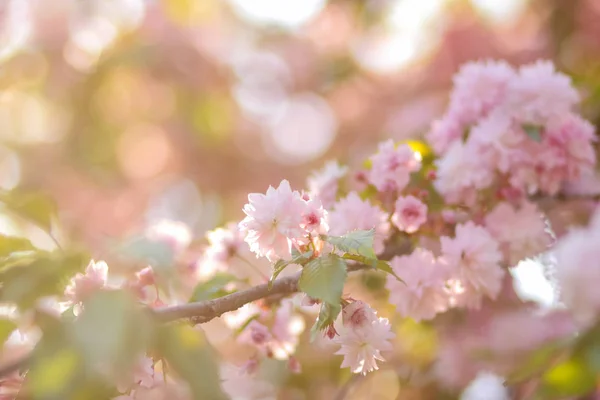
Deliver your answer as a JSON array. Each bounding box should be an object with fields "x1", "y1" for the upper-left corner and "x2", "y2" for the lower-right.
[
  {"x1": 153, "y1": 263, "x2": 368, "y2": 323},
  {"x1": 154, "y1": 271, "x2": 301, "y2": 323}
]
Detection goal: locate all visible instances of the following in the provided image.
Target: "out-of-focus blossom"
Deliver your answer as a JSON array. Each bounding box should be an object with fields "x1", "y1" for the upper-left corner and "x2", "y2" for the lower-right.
[
  {"x1": 220, "y1": 362, "x2": 277, "y2": 400},
  {"x1": 441, "y1": 222, "x2": 504, "y2": 309},
  {"x1": 238, "y1": 320, "x2": 273, "y2": 351},
  {"x1": 554, "y1": 209, "x2": 600, "y2": 325},
  {"x1": 333, "y1": 302, "x2": 394, "y2": 375},
  {"x1": 116, "y1": 356, "x2": 161, "y2": 394},
  {"x1": 391, "y1": 195, "x2": 428, "y2": 233},
  {"x1": 300, "y1": 195, "x2": 329, "y2": 235},
  {"x1": 387, "y1": 249, "x2": 449, "y2": 321},
  {"x1": 198, "y1": 222, "x2": 247, "y2": 279},
  {"x1": 328, "y1": 192, "x2": 390, "y2": 254},
  {"x1": 64, "y1": 260, "x2": 109, "y2": 310},
  {"x1": 145, "y1": 219, "x2": 192, "y2": 255},
  {"x1": 460, "y1": 371, "x2": 509, "y2": 400},
  {"x1": 485, "y1": 202, "x2": 552, "y2": 265},
  {"x1": 505, "y1": 60, "x2": 579, "y2": 125},
  {"x1": 307, "y1": 161, "x2": 348, "y2": 208},
  {"x1": 271, "y1": 299, "x2": 305, "y2": 359},
  {"x1": 449, "y1": 60, "x2": 515, "y2": 126},
  {"x1": 368, "y1": 140, "x2": 421, "y2": 193},
  {"x1": 434, "y1": 141, "x2": 494, "y2": 206}
]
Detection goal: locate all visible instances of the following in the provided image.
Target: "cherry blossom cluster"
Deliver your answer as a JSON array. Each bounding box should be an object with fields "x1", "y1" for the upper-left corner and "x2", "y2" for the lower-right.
[{"x1": 428, "y1": 60, "x2": 596, "y2": 204}]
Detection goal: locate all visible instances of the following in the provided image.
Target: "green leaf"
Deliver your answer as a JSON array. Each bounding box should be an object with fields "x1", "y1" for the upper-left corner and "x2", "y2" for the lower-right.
[
  {"x1": 268, "y1": 249, "x2": 313, "y2": 290},
  {"x1": 523, "y1": 124, "x2": 542, "y2": 142},
  {"x1": 189, "y1": 273, "x2": 237, "y2": 302},
  {"x1": 70, "y1": 290, "x2": 153, "y2": 376},
  {"x1": 0, "y1": 251, "x2": 88, "y2": 310},
  {"x1": 299, "y1": 254, "x2": 347, "y2": 306},
  {"x1": 0, "y1": 318, "x2": 16, "y2": 346},
  {"x1": 310, "y1": 302, "x2": 342, "y2": 342},
  {"x1": 341, "y1": 253, "x2": 404, "y2": 283},
  {"x1": 0, "y1": 235, "x2": 35, "y2": 258},
  {"x1": 323, "y1": 229, "x2": 377, "y2": 260},
  {"x1": 26, "y1": 347, "x2": 82, "y2": 400},
  {"x1": 0, "y1": 190, "x2": 57, "y2": 232},
  {"x1": 374, "y1": 259, "x2": 404, "y2": 283},
  {"x1": 156, "y1": 324, "x2": 228, "y2": 399}
]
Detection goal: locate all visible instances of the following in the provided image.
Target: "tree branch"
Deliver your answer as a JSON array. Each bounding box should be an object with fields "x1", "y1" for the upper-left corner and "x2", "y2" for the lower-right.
[
  {"x1": 154, "y1": 271, "x2": 301, "y2": 323},
  {"x1": 153, "y1": 263, "x2": 368, "y2": 323}
]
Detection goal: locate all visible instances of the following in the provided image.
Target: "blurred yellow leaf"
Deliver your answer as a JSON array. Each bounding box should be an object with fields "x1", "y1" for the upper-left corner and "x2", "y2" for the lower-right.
[
  {"x1": 177, "y1": 324, "x2": 206, "y2": 349},
  {"x1": 404, "y1": 140, "x2": 431, "y2": 159},
  {"x1": 347, "y1": 370, "x2": 400, "y2": 400},
  {"x1": 396, "y1": 319, "x2": 438, "y2": 366},
  {"x1": 29, "y1": 348, "x2": 79, "y2": 397},
  {"x1": 161, "y1": 0, "x2": 218, "y2": 25}
]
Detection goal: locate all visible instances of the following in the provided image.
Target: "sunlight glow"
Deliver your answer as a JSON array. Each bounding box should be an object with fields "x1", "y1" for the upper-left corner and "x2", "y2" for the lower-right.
[
  {"x1": 471, "y1": 0, "x2": 528, "y2": 24},
  {"x1": 227, "y1": 0, "x2": 325, "y2": 29},
  {"x1": 510, "y1": 259, "x2": 557, "y2": 308}
]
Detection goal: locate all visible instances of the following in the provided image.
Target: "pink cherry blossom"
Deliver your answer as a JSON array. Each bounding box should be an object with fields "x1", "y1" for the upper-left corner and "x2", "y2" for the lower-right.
[
  {"x1": 426, "y1": 113, "x2": 464, "y2": 155},
  {"x1": 449, "y1": 59, "x2": 515, "y2": 126},
  {"x1": 341, "y1": 300, "x2": 378, "y2": 330},
  {"x1": 300, "y1": 196, "x2": 329, "y2": 235},
  {"x1": 238, "y1": 320, "x2": 273, "y2": 350},
  {"x1": 333, "y1": 304, "x2": 395, "y2": 375},
  {"x1": 64, "y1": 260, "x2": 108, "y2": 305},
  {"x1": 441, "y1": 222, "x2": 504, "y2": 309},
  {"x1": 328, "y1": 192, "x2": 390, "y2": 254},
  {"x1": 484, "y1": 201, "x2": 552, "y2": 265},
  {"x1": 387, "y1": 249, "x2": 449, "y2": 321},
  {"x1": 434, "y1": 141, "x2": 495, "y2": 206},
  {"x1": 391, "y1": 195, "x2": 428, "y2": 233},
  {"x1": 307, "y1": 160, "x2": 348, "y2": 208},
  {"x1": 505, "y1": 60, "x2": 579, "y2": 125},
  {"x1": 220, "y1": 362, "x2": 277, "y2": 400},
  {"x1": 368, "y1": 140, "x2": 421, "y2": 193},
  {"x1": 239, "y1": 180, "x2": 307, "y2": 261}
]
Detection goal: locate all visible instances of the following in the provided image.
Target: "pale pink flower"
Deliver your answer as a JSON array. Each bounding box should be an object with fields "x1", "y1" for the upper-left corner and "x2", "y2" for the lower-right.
[
  {"x1": 460, "y1": 371, "x2": 509, "y2": 400},
  {"x1": 554, "y1": 212, "x2": 600, "y2": 325},
  {"x1": 485, "y1": 201, "x2": 551, "y2": 265},
  {"x1": 449, "y1": 59, "x2": 515, "y2": 125},
  {"x1": 434, "y1": 141, "x2": 494, "y2": 206},
  {"x1": 368, "y1": 140, "x2": 421, "y2": 193},
  {"x1": 239, "y1": 180, "x2": 307, "y2": 261},
  {"x1": 426, "y1": 113, "x2": 464, "y2": 155},
  {"x1": 307, "y1": 161, "x2": 348, "y2": 208},
  {"x1": 328, "y1": 192, "x2": 390, "y2": 254},
  {"x1": 341, "y1": 300, "x2": 378, "y2": 330},
  {"x1": 391, "y1": 195, "x2": 428, "y2": 234},
  {"x1": 441, "y1": 222, "x2": 504, "y2": 309},
  {"x1": 333, "y1": 307, "x2": 395, "y2": 375},
  {"x1": 64, "y1": 260, "x2": 108, "y2": 305},
  {"x1": 271, "y1": 299, "x2": 305, "y2": 359},
  {"x1": 198, "y1": 222, "x2": 247, "y2": 279},
  {"x1": 238, "y1": 320, "x2": 273, "y2": 350},
  {"x1": 487, "y1": 309, "x2": 576, "y2": 355},
  {"x1": 300, "y1": 196, "x2": 329, "y2": 235},
  {"x1": 506, "y1": 60, "x2": 579, "y2": 125},
  {"x1": 145, "y1": 219, "x2": 192, "y2": 255},
  {"x1": 387, "y1": 249, "x2": 449, "y2": 321},
  {"x1": 116, "y1": 357, "x2": 160, "y2": 393},
  {"x1": 220, "y1": 362, "x2": 277, "y2": 400}
]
